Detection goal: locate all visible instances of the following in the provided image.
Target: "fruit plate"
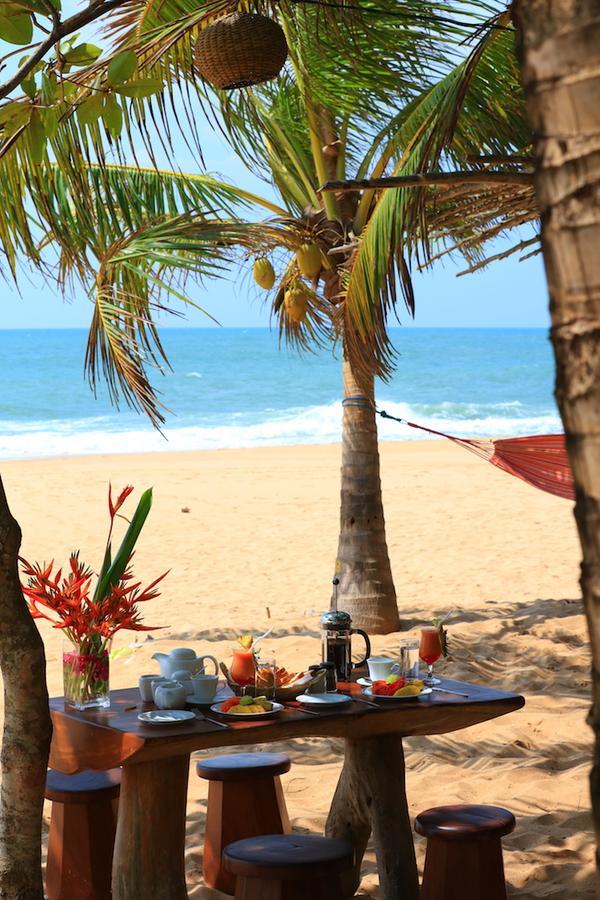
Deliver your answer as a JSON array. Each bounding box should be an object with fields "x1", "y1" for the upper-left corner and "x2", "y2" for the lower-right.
[
  {"x1": 138, "y1": 710, "x2": 195, "y2": 725},
  {"x1": 296, "y1": 692, "x2": 351, "y2": 708},
  {"x1": 210, "y1": 701, "x2": 284, "y2": 719},
  {"x1": 363, "y1": 686, "x2": 432, "y2": 701}
]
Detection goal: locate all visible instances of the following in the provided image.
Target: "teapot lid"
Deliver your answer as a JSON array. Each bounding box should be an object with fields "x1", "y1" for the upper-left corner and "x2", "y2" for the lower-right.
[
  {"x1": 171, "y1": 647, "x2": 196, "y2": 659},
  {"x1": 321, "y1": 609, "x2": 352, "y2": 630}
]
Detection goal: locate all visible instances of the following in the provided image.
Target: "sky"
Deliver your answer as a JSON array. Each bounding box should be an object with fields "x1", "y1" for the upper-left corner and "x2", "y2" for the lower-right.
[{"x1": 0, "y1": 0, "x2": 550, "y2": 332}]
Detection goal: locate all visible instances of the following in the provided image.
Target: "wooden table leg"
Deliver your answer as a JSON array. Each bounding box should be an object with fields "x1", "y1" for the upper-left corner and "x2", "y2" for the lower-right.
[
  {"x1": 326, "y1": 735, "x2": 419, "y2": 900},
  {"x1": 112, "y1": 754, "x2": 190, "y2": 900}
]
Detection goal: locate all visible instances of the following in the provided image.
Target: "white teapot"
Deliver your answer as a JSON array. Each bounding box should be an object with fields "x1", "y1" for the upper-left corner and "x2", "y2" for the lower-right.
[
  {"x1": 153, "y1": 680, "x2": 187, "y2": 710},
  {"x1": 152, "y1": 647, "x2": 219, "y2": 680}
]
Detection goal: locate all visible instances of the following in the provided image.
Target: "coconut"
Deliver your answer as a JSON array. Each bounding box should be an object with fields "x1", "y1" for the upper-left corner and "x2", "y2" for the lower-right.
[
  {"x1": 284, "y1": 284, "x2": 309, "y2": 324},
  {"x1": 296, "y1": 242, "x2": 322, "y2": 279},
  {"x1": 253, "y1": 258, "x2": 276, "y2": 290}
]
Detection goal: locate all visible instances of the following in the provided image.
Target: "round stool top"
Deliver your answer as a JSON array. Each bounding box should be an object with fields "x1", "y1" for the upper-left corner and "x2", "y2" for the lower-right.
[
  {"x1": 45, "y1": 768, "x2": 122, "y2": 804},
  {"x1": 415, "y1": 805, "x2": 515, "y2": 841},
  {"x1": 223, "y1": 834, "x2": 354, "y2": 880},
  {"x1": 197, "y1": 752, "x2": 290, "y2": 782}
]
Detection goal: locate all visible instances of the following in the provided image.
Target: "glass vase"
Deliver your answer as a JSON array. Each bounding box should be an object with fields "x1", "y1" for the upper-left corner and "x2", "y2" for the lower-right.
[{"x1": 63, "y1": 640, "x2": 110, "y2": 710}]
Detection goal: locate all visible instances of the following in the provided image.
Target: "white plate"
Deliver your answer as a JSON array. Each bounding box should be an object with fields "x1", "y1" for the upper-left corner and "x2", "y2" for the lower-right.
[
  {"x1": 356, "y1": 677, "x2": 372, "y2": 687},
  {"x1": 363, "y1": 686, "x2": 432, "y2": 701},
  {"x1": 296, "y1": 692, "x2": 352, "y2": 707},
  {"x1": 210, "y1": 701, "x2": 284, "y2": 719},
  {"x1": 138, "y1": 709, "x2": 195, "y2": 725}
]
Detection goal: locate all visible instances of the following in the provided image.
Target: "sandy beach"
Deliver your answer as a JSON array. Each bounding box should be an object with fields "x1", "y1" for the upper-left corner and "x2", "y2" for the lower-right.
[{"x1": 1, "y1": 439, "x2": 591, "y2": 898}]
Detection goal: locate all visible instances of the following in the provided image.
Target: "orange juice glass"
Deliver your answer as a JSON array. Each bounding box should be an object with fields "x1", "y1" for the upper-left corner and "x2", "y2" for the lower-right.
[
  {"x1": 230, "y1": 648, "x2": 256, "y2": 688},
  {"x1": 419, "y1": 626, "x2": 442, "y2": 686}
]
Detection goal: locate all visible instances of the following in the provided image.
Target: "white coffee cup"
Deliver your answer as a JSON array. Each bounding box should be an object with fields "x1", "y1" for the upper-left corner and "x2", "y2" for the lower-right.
[
  {"x1": 367, "y1": 657, "x2": 400, "y2": 682},
  {"x1": 139, "y1": 674, "x2": 158, "y2": 702},
  {"x1": 190, "y1": 674, "x2": 218, "y2": 703},
  {"x1": 150, "y1": 676, "x2": 170, "y2": 701}
]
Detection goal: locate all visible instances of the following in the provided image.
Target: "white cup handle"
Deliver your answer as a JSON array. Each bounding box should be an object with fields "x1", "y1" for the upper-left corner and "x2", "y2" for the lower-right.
[
  {"x1": 391, "y1": 663, "x2": 400, "y2": 673},
  {"x1": 198, "y1": 655, "x2": 219, "y2": 676}
]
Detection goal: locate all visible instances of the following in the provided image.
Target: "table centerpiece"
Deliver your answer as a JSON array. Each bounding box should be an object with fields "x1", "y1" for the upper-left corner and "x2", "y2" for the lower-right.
[{"x1": 21, "y1": 485, "x2": 165, "y2": 709}]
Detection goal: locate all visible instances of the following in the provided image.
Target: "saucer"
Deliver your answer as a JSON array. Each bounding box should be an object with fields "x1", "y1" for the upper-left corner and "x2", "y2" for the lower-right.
[
  {"x1": 138, "y1": 710, "x2": 195, "y2": 725},
  {"x1": 296, "y1": 692, "x2": 352, "y2": 708}
]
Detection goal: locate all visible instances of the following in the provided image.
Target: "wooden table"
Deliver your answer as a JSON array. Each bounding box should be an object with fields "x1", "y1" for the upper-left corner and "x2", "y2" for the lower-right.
[{"x1": 49, "y1": 679, "x2": 524, "y2": 900}]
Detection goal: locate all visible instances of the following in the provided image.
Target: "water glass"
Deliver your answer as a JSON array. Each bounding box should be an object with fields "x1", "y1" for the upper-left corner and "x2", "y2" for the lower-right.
[
  {"x1": 255, "y1": 657, "x2": 277, "y2": 700},
  {"x1": 399, "y1": 639, "x2": 420, "y2": 682}
]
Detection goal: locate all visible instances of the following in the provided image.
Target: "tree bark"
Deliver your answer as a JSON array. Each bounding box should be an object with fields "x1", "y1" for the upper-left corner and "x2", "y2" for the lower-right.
[
  {"x1": 0, "y1": 475, "x2": 52, "y2": 900},
  {"x1": 326, "y1": 735, "x2": 419, "y2": 900},
  {"x1": 512, "y1": 0, "x2": 600, "y2": 891},
  {"x1": 333, "y1": 355, "x2": 399, "y2": 633}
]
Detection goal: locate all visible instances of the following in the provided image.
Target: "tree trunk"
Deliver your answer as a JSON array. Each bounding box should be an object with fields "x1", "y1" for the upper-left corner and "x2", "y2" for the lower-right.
[
  {"x1": 512, "y1": 1, "x2": 600, "y2": 891},
  {"x1": 333, "y1": 355, "x2": 399, "y2": 633},
  {"x1": 0, "y1": 475, "x2": 52, "y2": 899}
]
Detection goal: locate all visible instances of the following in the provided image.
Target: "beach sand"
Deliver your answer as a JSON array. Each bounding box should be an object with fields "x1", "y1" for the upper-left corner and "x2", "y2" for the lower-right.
[{"x1": 1, "y1": 440, "x2": 592, "y2": 897}]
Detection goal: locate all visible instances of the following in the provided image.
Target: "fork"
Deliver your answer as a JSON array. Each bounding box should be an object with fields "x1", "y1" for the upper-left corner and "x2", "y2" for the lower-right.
[{"x1": 195, "y1": 711, "x2": 229, "y2": 729}]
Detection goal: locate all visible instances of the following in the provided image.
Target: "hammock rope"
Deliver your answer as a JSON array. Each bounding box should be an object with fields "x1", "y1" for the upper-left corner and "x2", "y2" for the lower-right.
[{"x1": 341, "y1": 400, "x2": 575, "y2": 501}]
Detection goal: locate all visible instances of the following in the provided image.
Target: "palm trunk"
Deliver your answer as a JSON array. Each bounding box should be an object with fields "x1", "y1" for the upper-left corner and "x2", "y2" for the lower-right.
[
  {"x1": 333, "y1": 355, "x2": 399, "y2": 633},
  {"x1": 512, "y1": 1, "x2": 600, "y2": 891},
  {"x1": 0, "y1": 475, "x2": 52, "y2": 899}
]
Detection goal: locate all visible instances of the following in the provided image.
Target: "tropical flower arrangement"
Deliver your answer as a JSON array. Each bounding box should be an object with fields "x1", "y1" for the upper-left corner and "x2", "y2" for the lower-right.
[{"x1": 20, "y1": 485, "x2": 166, "y2": 709}]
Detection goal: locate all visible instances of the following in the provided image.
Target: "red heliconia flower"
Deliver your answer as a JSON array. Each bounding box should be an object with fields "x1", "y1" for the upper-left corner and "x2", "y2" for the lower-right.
[
  {"x1": 108, "y1": 484, "x2": 134, "y2": 521},
  {"x1": 20, "y1": 486, "x2": 165, "y2": 645}
]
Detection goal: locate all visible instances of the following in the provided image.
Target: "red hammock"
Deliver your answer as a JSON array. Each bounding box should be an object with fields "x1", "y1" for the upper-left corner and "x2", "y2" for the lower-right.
[{"x1": 378, "y1": 411, "x2": 575, "y2": 501}]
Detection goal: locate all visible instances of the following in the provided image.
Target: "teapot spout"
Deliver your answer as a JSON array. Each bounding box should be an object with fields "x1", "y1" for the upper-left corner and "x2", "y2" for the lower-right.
[{"x1": 152, "y1": 652, "x2": 170, "y2": 677}]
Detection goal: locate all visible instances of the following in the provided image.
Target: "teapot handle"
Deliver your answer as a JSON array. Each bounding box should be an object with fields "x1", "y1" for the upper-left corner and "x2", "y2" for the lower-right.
[
  {"x1": 351, "y1": 629, "x2": 371, "y2": 669},
  {"x1": 197, "y1": 655, "x2": 219, "y2": 676}
]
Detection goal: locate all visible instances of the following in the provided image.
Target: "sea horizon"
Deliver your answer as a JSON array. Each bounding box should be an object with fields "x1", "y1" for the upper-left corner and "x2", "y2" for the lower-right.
[{"x1": 0, "y1": 327, "x2": 560, "y2": 461}]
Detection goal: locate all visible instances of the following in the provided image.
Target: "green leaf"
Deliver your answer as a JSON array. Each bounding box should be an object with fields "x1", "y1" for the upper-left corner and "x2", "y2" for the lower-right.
[
  {"x1": 77, "y1": 93, "x2": 104, "y2": 127},
  {"x1": 22, "y1": 74, "x2": 37, "y2": 99},
  {"x1": 102, "y1": 94, "x2": 123, "y2": 138},
  {"x1": 93, "y1": 488, "x2": 153, "y2": 601},
  {"x1": 0, "y1": 11, "x2": 33, "y2": 44},
  {"x1": 42, "y1": 107, "x2": 58, "y2": 141},
  {"x1": 29, "y1": 107, "x2": 47, "y2": 164},
  {"x1": 107, "y1": 50, "x2": 138, "y2": 85},
  {"x1": 63, "y1": 43, "x2": 102, "y2": 66},
  {"x1": 41, "y1": 73, "x2": 57, "y2": 105},
  {"x1": 115, "y1": 78, "x2": 163, "y2": 98}
]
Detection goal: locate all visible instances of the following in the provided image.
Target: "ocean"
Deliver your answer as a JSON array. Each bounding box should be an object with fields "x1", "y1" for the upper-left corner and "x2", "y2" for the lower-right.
[{"x1": 0, "y1": 327, "x2": 561, "y2": 461}]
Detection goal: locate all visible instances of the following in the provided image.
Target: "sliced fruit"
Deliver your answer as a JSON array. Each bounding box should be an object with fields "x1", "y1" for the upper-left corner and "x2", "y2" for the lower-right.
[
  {"x1": 393, "y1": 684, "x2": 422, "y2": 697},
  {"x1": 239, "y1": 694, "x2": 254, "y2": 706}
]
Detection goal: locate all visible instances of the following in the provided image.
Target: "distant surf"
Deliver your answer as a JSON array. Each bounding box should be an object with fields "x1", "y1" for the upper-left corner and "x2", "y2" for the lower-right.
[{"x1": 0, "y1": 327, "x2": 561, "y2": 461}]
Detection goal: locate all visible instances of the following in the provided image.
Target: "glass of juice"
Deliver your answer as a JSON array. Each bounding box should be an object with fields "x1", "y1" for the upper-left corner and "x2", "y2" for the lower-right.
[
  {"x1": 419, "y1": 627, "x2": 442, "y2": 686},
  {"x1": 230, "y1": 648, "x2": 256, "y2": 693}
]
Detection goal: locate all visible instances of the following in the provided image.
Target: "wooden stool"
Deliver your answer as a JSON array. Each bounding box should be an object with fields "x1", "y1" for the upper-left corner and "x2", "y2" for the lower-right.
[
  {"x1": 415, "y1": 804, "x2": 516, "y2": 900},
  {"x1": 223, "y1": 833, "x2": 355, "y2": 899},
  {"x1": 197, "y1": 752, "x2": 292, "y2": 895},
  {"x1": 45, "y1": 768, "x2": 121, "y2": 900}
]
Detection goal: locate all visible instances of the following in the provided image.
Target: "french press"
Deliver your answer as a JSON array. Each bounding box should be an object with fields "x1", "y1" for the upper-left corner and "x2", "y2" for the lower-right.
[{"x1": 321, "y1": 581, "x2": 371, "y2": 682}]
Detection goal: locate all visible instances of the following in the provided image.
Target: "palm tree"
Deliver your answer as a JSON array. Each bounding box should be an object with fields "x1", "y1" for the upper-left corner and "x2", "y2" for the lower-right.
[
  {"x1": 511, "y1": 0, "x2": 600, "y2": 887},
  {"x1": 2, "y1": 1, "x2": 534, "y2": 633},
  {"x1": 0, "y1": 2, "x2": 538, "y2": 893}
]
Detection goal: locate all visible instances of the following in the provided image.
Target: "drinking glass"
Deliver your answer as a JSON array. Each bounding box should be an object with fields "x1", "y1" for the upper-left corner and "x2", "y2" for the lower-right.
[
  {"x1": 419, "y1": 627, "x2": 442, "y2": 686},
  {"x1": 255, "y1": 657, "x2": 277, "y2": 700},
  {"x1": 399, "y1": 639, "x2": 420, "y2": 682}
]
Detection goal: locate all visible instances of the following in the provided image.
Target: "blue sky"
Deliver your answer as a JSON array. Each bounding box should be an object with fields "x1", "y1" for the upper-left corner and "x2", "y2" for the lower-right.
[{"x1": 0, "y1": 4, "x2": 549, "y2": 332}]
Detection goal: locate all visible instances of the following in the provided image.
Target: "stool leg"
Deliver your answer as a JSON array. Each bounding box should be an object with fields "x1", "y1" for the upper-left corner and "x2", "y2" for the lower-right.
[
  {"x1": 46, "y1": 797, "x2": 118, "y2": 900},
  {"x1": 421, "y1": 836, "x2": 508, "y2": 900},
  {"x1": 203, "y1": 775, "x2": 291, "y2": 895},
  {"x1": 234, "y1": 874, "x2": 351, "y2": 900}
]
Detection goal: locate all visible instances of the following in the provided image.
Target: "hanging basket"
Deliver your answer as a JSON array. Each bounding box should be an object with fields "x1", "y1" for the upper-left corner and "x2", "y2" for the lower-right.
[{"x1": 195, "y1": 12, "x2": 288, "y2": 90}]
